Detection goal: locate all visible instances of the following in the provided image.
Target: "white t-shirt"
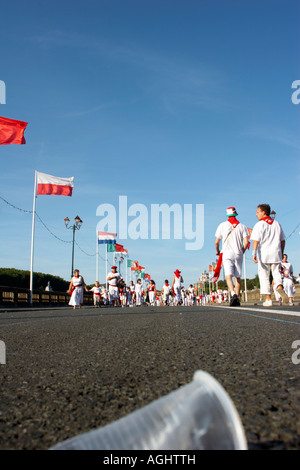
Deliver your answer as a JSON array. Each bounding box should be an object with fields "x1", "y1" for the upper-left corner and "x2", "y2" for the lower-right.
[
  {"x1": 107, "y1": 272, "x2": 121, "y2": 286},
  {"x1": 215, "y1": 221, "x2": 248, "y2": 257},
  {"x1": 91, "y1": 286, "x2": 102, "y2": 294},
  {"x1": 135, "y1": 283, "x2": 143, "y2": 294},
  {"x1": 162, "y1": 284, "x2": 171, "y2": 296},
  {"x1": 281, "y1": 262, "x2": 293, "y2": 280},
  {"x1": 250, "y1": 219, "x2": 285, "y2": 263}
]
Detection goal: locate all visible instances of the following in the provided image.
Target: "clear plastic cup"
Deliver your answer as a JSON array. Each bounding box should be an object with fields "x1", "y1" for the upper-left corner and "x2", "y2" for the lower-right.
[{"x1": 51, "y1": 370, "x2": 247, "y2": 450}]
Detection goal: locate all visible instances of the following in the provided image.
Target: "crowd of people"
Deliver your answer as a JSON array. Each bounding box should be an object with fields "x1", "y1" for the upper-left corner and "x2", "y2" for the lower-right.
[
  {"x1": 67, "y1": 267, "x2": 235, "y2": 309},
  {"x1": 67, "y1": 204, "x2": 297, "y2": 309}
]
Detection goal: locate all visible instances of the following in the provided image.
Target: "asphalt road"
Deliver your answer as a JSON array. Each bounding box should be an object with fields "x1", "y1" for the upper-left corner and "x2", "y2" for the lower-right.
[{"x1": 0, "y1": 303, "x2": 299, "y2": 450}]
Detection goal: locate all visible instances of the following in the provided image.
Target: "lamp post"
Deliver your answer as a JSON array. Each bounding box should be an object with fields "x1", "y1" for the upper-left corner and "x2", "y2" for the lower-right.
[{"x1": 64, "y1": 216, "x2": 83, "y2": 278}]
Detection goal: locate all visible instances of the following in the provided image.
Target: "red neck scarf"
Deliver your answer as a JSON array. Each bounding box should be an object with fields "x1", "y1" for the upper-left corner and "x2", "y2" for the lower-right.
[
  {"x1": 227, "y1": 216, "x2": 240, "y2": 227},
  {"x1": 261, "y1": 216, "x2": 274, "y2": 225}
]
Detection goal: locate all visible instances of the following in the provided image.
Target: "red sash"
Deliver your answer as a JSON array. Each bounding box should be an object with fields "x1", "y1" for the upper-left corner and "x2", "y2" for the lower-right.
[{"x1": 69, "y1": 283, "x2": 82, "y2": 296}]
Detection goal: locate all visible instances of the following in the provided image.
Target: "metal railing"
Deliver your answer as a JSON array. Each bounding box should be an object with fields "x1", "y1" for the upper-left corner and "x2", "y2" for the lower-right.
[{"x1": 0, "y1": 286, "x2": 94, "y2": 307}]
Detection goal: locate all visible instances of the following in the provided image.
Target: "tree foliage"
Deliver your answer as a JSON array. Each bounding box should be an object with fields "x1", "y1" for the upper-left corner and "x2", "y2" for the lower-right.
[{"x1": 0, "y1": 268, "x2": 69, "y2": 291}]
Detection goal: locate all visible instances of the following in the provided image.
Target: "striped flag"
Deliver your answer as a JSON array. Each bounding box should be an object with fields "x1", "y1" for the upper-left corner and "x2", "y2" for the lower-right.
[
  {"x1": 98, "y1": 231, "x2": 117, "y2": 244},
  {"x1": 36, "y1": 171, "x2": 74, "y2": 196}
]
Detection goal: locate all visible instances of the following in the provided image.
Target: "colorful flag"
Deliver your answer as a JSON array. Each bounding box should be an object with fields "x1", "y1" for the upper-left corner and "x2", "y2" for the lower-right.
[
  {"x1": 98, "y1": 231, "x2": 117, "y2": 244},
  {"x1": 127, "y1": 259, "x2": 133, "y2": 268},
  {"x1": 107, "y1": 243, "x2": 116, "y2": 252},
  {"x1": 208, "y1": 265, "x2": 213, "y2": 272},
  {"x1": 130, "y1": 261, "x2": 139, "y2": 271},
  {"x1": 115, "y1": 243, "x2": 128, "y2": 254},
  {"x1": 0, "y1": 116, "x2": 28, "y2": 145},
  {"x1": 145, "y1": 273, "x2": 151, "y2": 280},
  {"x1": 36, "y1": 171, "x2": 74, "y2": 196},
  {"x1": 212, "y1": 255, "x2": 223, "y2": 283}
]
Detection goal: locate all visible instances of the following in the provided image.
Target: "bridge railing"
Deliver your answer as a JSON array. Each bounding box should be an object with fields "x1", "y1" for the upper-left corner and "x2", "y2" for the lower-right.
[{"x1": 0, "y1": 286, "x2": 94, "y2": 307}]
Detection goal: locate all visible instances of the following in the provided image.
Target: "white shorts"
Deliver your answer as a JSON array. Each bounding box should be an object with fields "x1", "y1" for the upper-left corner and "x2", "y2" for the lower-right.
[{"x1": 222, "y1": 254, "x2": 243, "y2": 278}]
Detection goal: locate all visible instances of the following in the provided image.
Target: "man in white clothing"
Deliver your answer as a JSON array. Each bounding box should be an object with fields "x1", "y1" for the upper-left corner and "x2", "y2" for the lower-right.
[
  {"x1": 251, "y1": 204, "x2": 286, "y2": 307},
  {"x1": 162, "y1": 280, "x2": 171, "y2": 305},
  {"x1": 107, "y1": 266, "x2": 121, "y2": 307},
  {"x1": 135, "y1": 279, "x2": 143, "y2": 306},
  {"x1": 215, "y1": 207, "x2": 249, "y2": 306},
  {"x1": 281, "y1": 254, "x2": 295, "y2": 306}
]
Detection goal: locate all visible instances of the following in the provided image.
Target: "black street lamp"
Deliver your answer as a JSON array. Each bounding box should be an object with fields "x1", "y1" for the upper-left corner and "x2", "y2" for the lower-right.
[{"x1": 64, "y1": 215, "x2": 83, "y2": 278}]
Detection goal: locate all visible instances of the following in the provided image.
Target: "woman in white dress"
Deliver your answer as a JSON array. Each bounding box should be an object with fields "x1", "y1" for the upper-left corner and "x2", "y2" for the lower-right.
[{"x1": 68, "y1": 269, "x2": 88, "y2": 309}]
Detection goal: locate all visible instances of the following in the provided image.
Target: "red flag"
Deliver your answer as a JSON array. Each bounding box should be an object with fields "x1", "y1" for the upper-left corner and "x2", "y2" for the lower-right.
[
  {"x1": 115, "y1": 243, "x2": 128, "y2": 254},
  {"x1": 0, "y1": 116, "x2": 28, "y2": 145},
  {"x1": 212, "y1": 254, "x2": 223, "y2": 283}
]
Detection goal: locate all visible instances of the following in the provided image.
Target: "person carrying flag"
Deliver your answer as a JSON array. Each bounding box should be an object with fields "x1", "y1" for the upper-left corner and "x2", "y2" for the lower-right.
[{"x1": 214, "y1": 207, "x2": 249, "y2": 306}]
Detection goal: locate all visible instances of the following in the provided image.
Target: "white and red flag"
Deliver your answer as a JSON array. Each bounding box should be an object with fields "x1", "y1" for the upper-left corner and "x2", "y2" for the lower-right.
[{"x1": 36, "y1": 171, "x2": 74, "y2": 196}]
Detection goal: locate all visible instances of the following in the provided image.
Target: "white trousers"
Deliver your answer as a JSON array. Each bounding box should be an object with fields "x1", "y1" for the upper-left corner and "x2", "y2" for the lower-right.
[
  {"x1": 174, "y1": 286, "x2": 181, "y2": 303},
  {"x1": 283, "y1": 278, "x2": 295, "y2": 298},
  {"x1": 135, "y1": 292, "x2": 142, "y2": 305},
  {"x1": 149, "y1": 291, "x2": 155, "y2": 305},
  {"x1": 258, "y1": 261, "x2": 282, "y2": 295}
]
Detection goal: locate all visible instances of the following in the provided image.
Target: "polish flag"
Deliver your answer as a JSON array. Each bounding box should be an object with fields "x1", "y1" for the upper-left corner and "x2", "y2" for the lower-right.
[
  {"x1": 0, "y1": 116, "x2": 28, "y2": 145},
  {"x1": 36, "y1": 171, "x2": 74, "y2": 196}
]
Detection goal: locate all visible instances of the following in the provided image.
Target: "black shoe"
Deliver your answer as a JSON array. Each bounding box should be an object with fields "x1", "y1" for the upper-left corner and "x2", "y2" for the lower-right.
[{"x1": 230, "y1": 294, "x2": 239, "y2": 306}]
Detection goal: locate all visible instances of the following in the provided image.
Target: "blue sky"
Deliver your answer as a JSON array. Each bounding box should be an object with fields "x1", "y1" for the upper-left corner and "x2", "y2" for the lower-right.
[{"x1": 0, "y1": 0, "x2": 299, "y2": 289}]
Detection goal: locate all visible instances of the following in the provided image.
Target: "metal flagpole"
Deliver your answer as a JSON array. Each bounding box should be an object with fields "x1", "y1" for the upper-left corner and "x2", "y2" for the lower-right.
[
  {"x1": 243, "y1": 253, "x2": 248, "y2": 302},
  {"x1": 105, "y1": 243, "x2": 108, "y2": 290},
  {"x1": 29, "y1": 170, "x2": 37, "y2": 306},
  {"x1": 96, "y1": 232, "x2": 99, "y2": 282}
]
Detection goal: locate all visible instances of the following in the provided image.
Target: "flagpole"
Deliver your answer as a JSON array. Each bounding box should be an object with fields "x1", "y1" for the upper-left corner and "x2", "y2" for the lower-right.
[
  {"x1": 96, "y1": 232, "x2": 98, "y2": 282},
  {"x1": 243, "y1": 253, "x2": 248, "y2": 302},
  {"x1": 29, "y1": 170, "x2": 37, "y2": 305},
  {"x1": 106, "y1": 244, "x2": 108, "y2": 290}
]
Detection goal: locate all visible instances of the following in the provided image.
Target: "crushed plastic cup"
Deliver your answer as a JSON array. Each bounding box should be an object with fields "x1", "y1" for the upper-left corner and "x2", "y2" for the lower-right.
[{"x1": 51, "y1": 370, "x2": 247, "y2": 450}]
